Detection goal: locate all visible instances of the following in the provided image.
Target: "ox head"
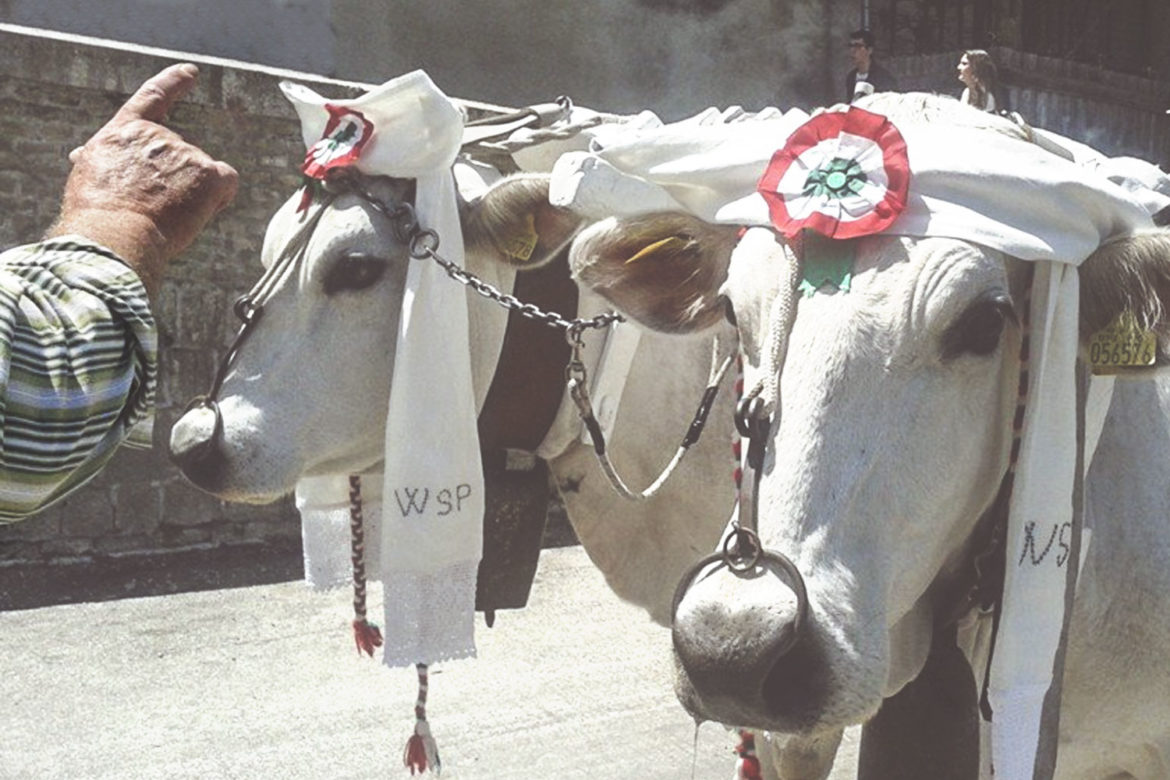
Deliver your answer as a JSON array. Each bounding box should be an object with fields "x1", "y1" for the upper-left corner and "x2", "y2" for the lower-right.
[
  {"x1": 570, "y1": 190, "x2": 1170, "y2": 733},
  {"x1": 168, "y1": 171, "x2": 581, "y2": 502}
]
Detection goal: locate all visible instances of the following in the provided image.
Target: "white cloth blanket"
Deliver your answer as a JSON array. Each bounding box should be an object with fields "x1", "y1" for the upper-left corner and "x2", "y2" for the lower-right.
[
  {"x1": 285, "y1": 71, "x2": 483, "y2": 667},
  {"x1": 547, "y1": 102, "x2": 1161, "y2": 778}
]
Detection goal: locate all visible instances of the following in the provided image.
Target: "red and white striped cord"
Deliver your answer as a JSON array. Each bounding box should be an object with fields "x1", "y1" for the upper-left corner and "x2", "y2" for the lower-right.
[
  {"x1": 348, "y1": 475, "x2": 384, "y2": 657},
  {"x1": 732, "y1": 355, "x2": 745, "y2": 490},
  {"x1": 730, "y1": 365, "x2": 763, "y2": 779},
  {"x1": 403, "y1": 663, "x2": 441, "y2": 775}
]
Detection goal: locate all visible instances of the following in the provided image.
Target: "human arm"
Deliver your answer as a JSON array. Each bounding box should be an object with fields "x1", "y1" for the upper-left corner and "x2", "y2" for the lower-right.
[
  {"x1": 0, "y1": 239, "x2": 157, "y2": 521},
  {"x1": 0, "y1": 63, "x2": 237, "y2": 521}
]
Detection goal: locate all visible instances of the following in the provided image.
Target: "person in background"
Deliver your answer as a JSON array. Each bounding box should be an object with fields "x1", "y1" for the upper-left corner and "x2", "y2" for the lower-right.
[
  {"x1": 846, "y1": 29, "x2": 899, "y2": 103},
  {"x1": 0, "y1": 63, "x2": 237, "y2": 522},
  {"x1": 957, "y1": 49, "x2": 1003, "y2": 112}
]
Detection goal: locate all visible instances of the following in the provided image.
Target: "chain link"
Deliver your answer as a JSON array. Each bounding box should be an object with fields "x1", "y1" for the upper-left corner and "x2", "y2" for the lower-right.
[
  {"x1": 356, "y1": 187, "x2": 623, "y2": 335},
  {"x1": 421, "y1": 245, "x2": 623, "y2": 332}
]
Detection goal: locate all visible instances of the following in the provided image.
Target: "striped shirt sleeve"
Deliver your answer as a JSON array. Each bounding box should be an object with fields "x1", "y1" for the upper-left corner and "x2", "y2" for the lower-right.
[{"x1": 0, "y1": 237, "x2": 157, "y2": 523}]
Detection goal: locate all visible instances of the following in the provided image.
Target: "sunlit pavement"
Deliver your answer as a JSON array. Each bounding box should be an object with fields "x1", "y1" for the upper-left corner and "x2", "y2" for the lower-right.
[{"x1": 0, "y1": 545, "x2": 746, "y2": 779}]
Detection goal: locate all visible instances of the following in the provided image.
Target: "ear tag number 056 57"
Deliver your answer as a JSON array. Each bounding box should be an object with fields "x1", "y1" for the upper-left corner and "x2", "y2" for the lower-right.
[{"x1": 1089, "y1": 311, "x2": 1156, "y2": 374}]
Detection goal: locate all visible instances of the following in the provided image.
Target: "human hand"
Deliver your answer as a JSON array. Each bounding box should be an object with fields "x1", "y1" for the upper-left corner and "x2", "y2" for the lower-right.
[{"x1": 48, "y1": 63, "x2": 239, "y2": 296}]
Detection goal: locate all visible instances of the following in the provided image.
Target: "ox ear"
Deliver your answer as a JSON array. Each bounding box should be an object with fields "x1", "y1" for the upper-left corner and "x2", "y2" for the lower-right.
[
  {"x1": 462, "y1": 174, "x2": 584, "y2": 268},
  {"x1": 569, "y1": 212, "x2": 741, "y2": 334},
  {"x1": 1079, "y1": 230, "x2": 1170, "y2": 367}
]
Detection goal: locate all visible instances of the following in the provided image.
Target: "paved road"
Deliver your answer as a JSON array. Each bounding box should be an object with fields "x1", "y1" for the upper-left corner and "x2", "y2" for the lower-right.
[{"x1": 0, "y1": 545, "x2": 745, "y2": 779}]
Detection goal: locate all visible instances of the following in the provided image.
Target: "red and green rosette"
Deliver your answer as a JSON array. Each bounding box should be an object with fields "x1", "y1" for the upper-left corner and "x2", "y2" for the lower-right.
[
  {"x1": 302, "y1": 104, "x2": 375, "y2": 180},
  {"x1": 757, "y1": 107, "x2": 909, "y2": 239},
  {"x1": 297, "y1": 104, "x2": 375, "y2": 210}
]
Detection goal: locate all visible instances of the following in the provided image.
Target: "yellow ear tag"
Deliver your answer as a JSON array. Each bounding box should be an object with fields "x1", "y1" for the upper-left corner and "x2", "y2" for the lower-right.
[
  {"x1": 625, "y1": 236, "x2": 688, "y2": 264},
  {"x1": 501, "y1": 213, "x2": 539, "y2": 263},
  {"x1": 1089, "y1": 310, "x2": 1157, "y2": 375}
]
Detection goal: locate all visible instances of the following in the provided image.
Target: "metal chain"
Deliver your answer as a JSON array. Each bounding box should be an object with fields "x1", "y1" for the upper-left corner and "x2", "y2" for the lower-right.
[
  {"x1": 418, "y1": 244, "x2": 623, "y2": 333},
  {"x1": 354, "y1": 186, "x2": 623, "y2": 335},
  {"x1": 344, "y1": 179, "x2": 738, "y2": 502}
]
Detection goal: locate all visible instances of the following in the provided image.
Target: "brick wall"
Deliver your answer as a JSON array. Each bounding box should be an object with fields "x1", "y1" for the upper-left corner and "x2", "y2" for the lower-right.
[{"x1": 0, "y1": 28, "x2": 379, "y2": 563}]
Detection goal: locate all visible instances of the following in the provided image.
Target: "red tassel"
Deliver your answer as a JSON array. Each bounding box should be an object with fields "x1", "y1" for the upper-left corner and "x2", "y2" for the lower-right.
[
  {"x1": 403, "y1": 663, "x2": 441, "y2": 775},
  {"x1": 403, "y1": 718, "x2": 440, "y2": 775},
  {"x1": 735, "y1": 730, "x2": 763, "y2": 780},
  {"x1": 402, "y1": 730, "x2": 430, "y2": 774},
  {"x1": 352, "y1": 618, "x2": 383, "y2": 657},
  {"x1": 403, "y1": 734, "x2": 427, "y2": 774}
]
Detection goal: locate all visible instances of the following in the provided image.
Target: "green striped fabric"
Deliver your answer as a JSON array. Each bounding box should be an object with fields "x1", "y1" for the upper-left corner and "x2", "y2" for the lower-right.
[{"x1": 0, "y1": 237, "x2": 157, "y2": 523}]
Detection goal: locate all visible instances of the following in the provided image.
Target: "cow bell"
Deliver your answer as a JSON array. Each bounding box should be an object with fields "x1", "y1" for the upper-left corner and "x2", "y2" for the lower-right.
[{"x1": 475, "y1": 449, "x2": 550, "y2": 626}]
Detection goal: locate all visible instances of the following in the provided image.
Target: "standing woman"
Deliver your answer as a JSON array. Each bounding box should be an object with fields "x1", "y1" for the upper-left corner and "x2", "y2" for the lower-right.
[{"x1": 957, "y1": 49, "x2": 1000, "y2": 112}]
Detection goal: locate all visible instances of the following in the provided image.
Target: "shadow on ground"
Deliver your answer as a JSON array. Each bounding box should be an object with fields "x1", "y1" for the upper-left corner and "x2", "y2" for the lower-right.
[
  {"x1": 0, "y1": 539, "x2": 306, "y2": 611},
  {"x1": 0, "y1": 503, "x2": 578, "y2": 612}
]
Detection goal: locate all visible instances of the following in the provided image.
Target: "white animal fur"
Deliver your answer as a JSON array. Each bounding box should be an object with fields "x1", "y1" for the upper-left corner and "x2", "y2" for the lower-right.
[{"x1": 568, "y1": 97, "x2": 1170, "y2": 776}]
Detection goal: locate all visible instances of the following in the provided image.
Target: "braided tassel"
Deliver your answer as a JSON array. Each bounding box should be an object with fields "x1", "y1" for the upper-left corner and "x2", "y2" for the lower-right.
[
  {"x1": 732, "y1": 355, "x2": 745, "y2": 490},
  {"x1": 403, "y1": 663, "x2": 441, "y2": 775},
  {"x1": 734, "y1": 730, "x2": 762, "y2": 780},
  {"x1": 348, "y1": 475, "x2": 383, "y2": 657}
]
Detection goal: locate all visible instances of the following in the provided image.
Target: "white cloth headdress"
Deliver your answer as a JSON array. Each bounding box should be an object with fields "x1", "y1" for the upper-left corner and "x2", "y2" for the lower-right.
[
  {"x1": 284, "y1": 71, "x2": 483, "y2": 667},
  {"x1": 548, "y1": 100, "x2": 1161, "y2": 777}
]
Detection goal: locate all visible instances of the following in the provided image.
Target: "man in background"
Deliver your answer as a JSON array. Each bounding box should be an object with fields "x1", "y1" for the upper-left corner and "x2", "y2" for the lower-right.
[{"x1": 845, "y1": 29, "x2": 899, "y2": 103}]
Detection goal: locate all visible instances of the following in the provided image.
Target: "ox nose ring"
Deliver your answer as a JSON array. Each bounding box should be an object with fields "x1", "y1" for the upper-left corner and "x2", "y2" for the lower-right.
[
  {"x1": 170, "y1": 395, "x2": 226, "y2": 468},
  {"x1": 671, "y1": 539, "x2": 811, "y2": 657}
]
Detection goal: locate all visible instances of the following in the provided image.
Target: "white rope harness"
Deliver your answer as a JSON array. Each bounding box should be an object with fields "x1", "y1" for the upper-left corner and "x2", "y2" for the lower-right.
[
  {"x1": 743, "y1": 241, "x2": 803, "y2": 417},
  {"x1": 569, "y1": 333, "x2": 736, "y2": 501}
]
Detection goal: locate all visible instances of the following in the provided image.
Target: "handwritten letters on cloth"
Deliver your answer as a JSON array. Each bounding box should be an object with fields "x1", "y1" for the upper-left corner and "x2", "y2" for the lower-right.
[{"x1": 286, "y1": 71, "x2": 483, "y2": 667}]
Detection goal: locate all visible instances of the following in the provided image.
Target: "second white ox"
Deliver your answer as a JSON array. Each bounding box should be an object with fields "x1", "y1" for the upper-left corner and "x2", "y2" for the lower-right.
[
  {"x1": 568, "y1": 95, "x2": 1170, "y2": 778},
  {"x1": 167, "y1": 166, "x2": 738, "y2": 628}
]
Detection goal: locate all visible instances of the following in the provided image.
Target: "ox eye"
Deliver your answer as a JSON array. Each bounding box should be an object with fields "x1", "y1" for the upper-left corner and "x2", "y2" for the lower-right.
[
  {"x1": 940, "y1": 294, "x2": 1015, "y2": 360},
  {"x1": 323, "y1": 252, "x2": 388, "y2": 295}
]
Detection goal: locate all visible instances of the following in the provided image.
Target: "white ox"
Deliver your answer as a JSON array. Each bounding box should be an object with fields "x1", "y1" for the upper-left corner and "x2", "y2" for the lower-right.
[
  {"x1": 167, "y1": 169, "x2": 738, "y2": 628},
  {"x1": 568, "y1": 95, "x2": 1170, "y2": 778}
]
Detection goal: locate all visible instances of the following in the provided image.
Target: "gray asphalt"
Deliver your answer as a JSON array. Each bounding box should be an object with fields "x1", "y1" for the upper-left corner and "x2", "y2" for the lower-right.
[{"x1": 0, "y1": 545, "x2": 741, "y2": 779}]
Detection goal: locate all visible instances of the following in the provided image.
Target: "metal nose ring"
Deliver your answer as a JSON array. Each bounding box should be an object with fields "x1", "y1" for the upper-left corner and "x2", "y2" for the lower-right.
[
  {"x1": 671, "y1": 537, "x2": 811, "y2": 651},
  {"x1": 178, "y1": 394, "x2": 226, "y2": 461}
]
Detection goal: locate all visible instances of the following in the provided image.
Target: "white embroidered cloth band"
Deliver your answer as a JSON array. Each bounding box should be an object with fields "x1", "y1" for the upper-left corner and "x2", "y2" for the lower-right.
[{"x1": 286, "y1": 70, "x2": 483, "y2": 667}]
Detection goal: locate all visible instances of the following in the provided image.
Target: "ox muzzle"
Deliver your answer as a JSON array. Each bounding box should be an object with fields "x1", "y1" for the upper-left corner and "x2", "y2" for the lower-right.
[{"x1": 670, "y1": 397, "x2": 823, "y2": 730}]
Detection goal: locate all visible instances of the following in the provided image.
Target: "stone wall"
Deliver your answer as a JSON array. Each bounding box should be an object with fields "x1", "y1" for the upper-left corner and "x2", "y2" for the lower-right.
[
  {"x1": 1, "y1": 23, "x2": 1167, "y2": 568},
  {"x1": 0, "y1": 27, "x2": 378, "y2": 564}
]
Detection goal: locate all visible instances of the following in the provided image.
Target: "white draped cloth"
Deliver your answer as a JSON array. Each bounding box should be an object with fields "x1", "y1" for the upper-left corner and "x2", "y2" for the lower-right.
[
  {"x1": 547, "y1": 101, "x2": 1161, "y2": 777},
  {"x1": 284, "y1": 71, "x2": 484, "y2": 667}
]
